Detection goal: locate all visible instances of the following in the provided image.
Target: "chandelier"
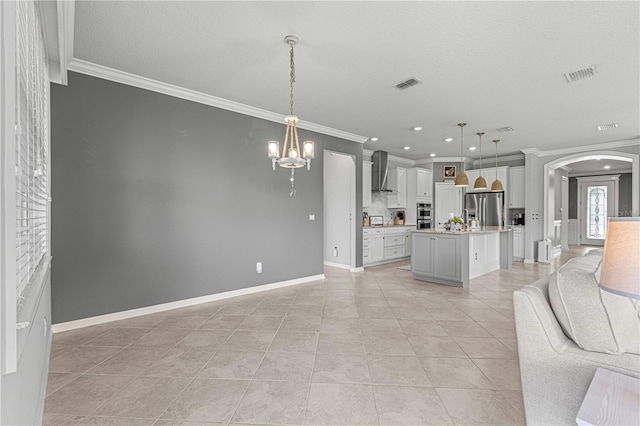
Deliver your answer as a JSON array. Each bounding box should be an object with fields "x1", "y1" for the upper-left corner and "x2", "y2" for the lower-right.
[{"x1": 267, "y1": 35, "x2": 314, "y2": 197}]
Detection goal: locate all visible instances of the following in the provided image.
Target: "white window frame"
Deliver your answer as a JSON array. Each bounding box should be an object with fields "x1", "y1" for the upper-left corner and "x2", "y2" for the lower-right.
[{"x1": 1, "y1": 0, "x2": 51, "y2": 375}]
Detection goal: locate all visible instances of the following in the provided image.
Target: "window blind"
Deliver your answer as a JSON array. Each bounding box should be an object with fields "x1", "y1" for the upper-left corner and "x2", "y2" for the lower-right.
[{"x1": 15, "y1": 0, "x2": 49, "y2": 307}]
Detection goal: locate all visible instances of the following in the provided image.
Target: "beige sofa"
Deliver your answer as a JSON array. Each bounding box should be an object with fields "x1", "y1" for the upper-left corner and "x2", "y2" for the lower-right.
[{"x1": 513, "y1": 251, "x2": 640, "y2": 425}]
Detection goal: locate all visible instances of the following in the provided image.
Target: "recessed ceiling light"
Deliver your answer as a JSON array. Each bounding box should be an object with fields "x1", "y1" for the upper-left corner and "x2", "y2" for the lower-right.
[
  {"x1": 413, "y1": 126, "x2": 423, "y2": 131},
  {"x1": 444, "y1": 137, "x2": 454, "y2": 142},
  {"x1": 430, "y1": 153, "x2": 436, "y2": 157},
  {"x1": 497, "y1": 127, "x2": 514, "y2": 132},
  {"x1": 468, "y1": 146, "x2": 477, "y2": 151},
  {"x1": 370, "y1": 137, "x2": 379, "y2": 141},
  {"x1": 403, "y1": 146, "x2": 411, "y2": 150},
  {"x1": 597, "y1": 123, "x2": 619, "y2": 131},
  {"x1": 596, "y1": 158, "x2": 601, "y2": 160},
  {"x1": 604, "y1": 165, "x2": 611, "y2": 169}
]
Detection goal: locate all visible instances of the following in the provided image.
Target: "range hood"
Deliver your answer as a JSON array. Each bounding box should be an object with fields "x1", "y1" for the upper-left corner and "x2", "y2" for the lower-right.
[{"x1": 371, "y1": 150, "x2": 392, "y2": 192}]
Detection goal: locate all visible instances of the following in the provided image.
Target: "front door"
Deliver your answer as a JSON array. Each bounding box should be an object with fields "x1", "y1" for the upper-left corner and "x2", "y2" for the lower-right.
[{"x1": 578, "y1": 176, "x2": 619, "y2": 246}]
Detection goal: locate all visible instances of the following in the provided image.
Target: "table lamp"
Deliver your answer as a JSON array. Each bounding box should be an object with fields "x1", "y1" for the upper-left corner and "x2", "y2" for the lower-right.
[{"x1": 599, "y1": 217, "x2": 640, "y2": 299}]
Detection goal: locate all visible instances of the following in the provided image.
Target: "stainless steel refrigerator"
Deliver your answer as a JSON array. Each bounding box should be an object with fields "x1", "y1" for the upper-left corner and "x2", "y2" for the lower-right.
[{"x1": 465, "y1": 191, "x2": 504, "y2": 227}]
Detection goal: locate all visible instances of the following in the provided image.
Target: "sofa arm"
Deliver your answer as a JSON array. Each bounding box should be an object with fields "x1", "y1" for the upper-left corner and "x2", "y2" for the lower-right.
[{"x1": 514, "y1": 280, "x2": 640, "y2": 425}]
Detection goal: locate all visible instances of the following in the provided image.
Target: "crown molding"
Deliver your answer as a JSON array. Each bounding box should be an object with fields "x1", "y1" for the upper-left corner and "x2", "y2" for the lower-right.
[
  {"x1": 472, "y1": 153, "x2": 524, "y2": 167},
  {"x1": 522, "y1": 139, "x2": 640, "y2": 157},
  {"x1": 67, "y1": 59, "x2": 368, "y2": 144},
  {"x1": 521, "y1": 148, "x2": 542, "y2": 156},
  {"x1": 362, "y1": 149, "x2": 417, "y2": 166}
]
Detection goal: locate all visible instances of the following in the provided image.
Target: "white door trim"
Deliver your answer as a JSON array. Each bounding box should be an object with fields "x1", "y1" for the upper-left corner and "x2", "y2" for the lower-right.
[
  {"x1": 577, "y1": 175, "x2": 619, "y2": 245},
  {"x1": 542, "y1": 151, "x2": 638, "y2": 243},
  {"x1": 323, "y1": 150, "x2": 357, "y2": 270}
]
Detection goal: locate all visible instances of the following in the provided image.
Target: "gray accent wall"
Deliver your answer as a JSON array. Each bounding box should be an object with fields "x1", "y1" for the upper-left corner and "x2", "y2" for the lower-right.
[{"x1": 51, "y1": 72, "x2": 362, "y2": 323}]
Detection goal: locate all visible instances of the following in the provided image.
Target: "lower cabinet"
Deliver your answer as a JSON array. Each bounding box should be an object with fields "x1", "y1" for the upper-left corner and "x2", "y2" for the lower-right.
[
  {"x1": 405, "y1": 228, "x2": 412, "y2": 256},
  {"x1": 469, "y1": 232, "x2": 500, "y2": 279},
  {"x1": 412, "y1": 233, "x2": 462, "y2": 283},
  {"x1": 363, "y1": 227, "x2": 411, "y2": 265},
  {"x1": 513, "y1": 227, "x2": 525, "y2": 260}
]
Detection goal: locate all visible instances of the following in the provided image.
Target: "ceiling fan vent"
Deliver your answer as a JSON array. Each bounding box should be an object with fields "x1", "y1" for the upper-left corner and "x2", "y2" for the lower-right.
[
  {"x1": 564, "y1": 66, "x2": 596, "y2": 83},
  {"x1": 597, "y1": 123, "x2": 619, "y2": 131},
  {"x1": 394, "y1": 77, "x2": 422, "y2": 90}
]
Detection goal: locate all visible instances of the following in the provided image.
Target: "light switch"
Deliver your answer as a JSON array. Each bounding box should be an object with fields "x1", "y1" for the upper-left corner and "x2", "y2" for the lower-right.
[{"x1": 309, "y1": 214, "x2": 315, "y2": 221}]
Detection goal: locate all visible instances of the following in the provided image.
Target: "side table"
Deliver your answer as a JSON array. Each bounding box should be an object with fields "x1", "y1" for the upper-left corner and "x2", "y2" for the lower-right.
[{"x1": 576, "y1": 367, "x2": 640, "y2": 425}]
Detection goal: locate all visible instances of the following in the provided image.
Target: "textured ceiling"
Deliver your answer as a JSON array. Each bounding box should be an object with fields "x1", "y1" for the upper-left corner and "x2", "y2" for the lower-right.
[{"x1": 73, "y1": 1, "x2": 640, "y2": 160}]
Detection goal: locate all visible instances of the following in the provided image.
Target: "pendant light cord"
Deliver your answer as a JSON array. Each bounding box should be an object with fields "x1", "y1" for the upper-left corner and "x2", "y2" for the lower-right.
[
  {"x1": 478, "y1": 133, "x2": 484, "y2": 173},
  {"x1": 458, "y1": 123, "x2": 466, "y2": 172}
]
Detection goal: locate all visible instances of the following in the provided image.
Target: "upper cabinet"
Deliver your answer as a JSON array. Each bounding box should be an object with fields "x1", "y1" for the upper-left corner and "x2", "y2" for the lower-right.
[
  {"x1": 387, "y1": 167, "x2": 407, "y2": 208},
  {"x1": 509, "y1": 166, "x2": 525, "y2": 208},
  {"x1": 363, "y1": 161, "x2": 372, "y2": 207},
  {"x1": 465, "y1": 166, "x2": 509, "y2": 193},
  {"x1": 405, "y1": 168, "x2": 432, "y2": 224},
  {"x1": 411, "y1": 168, "x2": 433, "y2": 202}
]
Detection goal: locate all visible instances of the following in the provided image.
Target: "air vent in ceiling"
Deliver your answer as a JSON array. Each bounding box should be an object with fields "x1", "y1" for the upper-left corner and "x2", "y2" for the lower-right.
[
  {"x1": 597, "y1": 123, "x2": 619, "y2": 131},
  {"x1": 394, "y1": 77, "x2": 422, "y2": 90},
  {"x1": 564, "y1": 66, "x2": 596, "y2": 83},
  {"x1": 497, "y1": 126, "x2": 514, "y2": 132}
]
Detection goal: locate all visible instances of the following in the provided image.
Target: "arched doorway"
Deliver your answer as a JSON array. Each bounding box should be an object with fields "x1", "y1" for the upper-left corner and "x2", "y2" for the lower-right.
[{"x1": 543, "y1": 151, "x2": 638, "y2": 248}]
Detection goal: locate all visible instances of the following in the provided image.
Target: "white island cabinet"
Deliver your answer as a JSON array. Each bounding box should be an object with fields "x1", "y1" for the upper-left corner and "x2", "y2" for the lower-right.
[{"x1": 411, "y1": 228, "x2": 512, "y2": 287}]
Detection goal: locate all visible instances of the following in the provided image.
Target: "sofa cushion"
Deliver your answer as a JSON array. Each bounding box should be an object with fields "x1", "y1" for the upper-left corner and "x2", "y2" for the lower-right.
[{"x1": 549, "y1": 255, "x2": 640, "y2": 355}]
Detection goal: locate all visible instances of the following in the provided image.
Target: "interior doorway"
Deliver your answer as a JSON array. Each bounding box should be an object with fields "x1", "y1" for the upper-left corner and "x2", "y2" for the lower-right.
[
  {"x1": 323, "y1": 151, "x2": 356, "y2": 270},
  {"x1": 577, "y1": 176, "x2": 619, "y2": 246},
  {"x1": 543, "y1": 151, "x2": 637, "y2": 248}
]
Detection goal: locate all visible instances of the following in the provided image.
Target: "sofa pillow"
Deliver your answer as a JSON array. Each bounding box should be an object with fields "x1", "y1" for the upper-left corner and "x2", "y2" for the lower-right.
[{"x1": 548, "y1": 255, "x2": 638, "y2": 355}]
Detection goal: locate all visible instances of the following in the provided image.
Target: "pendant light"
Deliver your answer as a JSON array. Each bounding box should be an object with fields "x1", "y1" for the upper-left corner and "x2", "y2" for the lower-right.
[
  {"x1": 267, "y1": 35, "x2": 314, "y2": 197},
  {"x1": 454, "y1": 123, "x2": 469, "y2": 187},
  {"x1": 490, "y1": 139, "x2": 504, "y2": 191},
  {"x1": 473, "y1": 132, "x2": 487, "y2": 190}
]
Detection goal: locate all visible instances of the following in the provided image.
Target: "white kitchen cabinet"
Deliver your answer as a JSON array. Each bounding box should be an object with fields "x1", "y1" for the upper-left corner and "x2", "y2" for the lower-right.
[
  {"x1": 405, "y1": 228, "x2": 412, "y2": 256},
  {"x1": 469, "y1": 232, "x2": 500, "y2": 279},
  {"x1": 509, "y1": 166, "x2": 525, "y2": 208},
  {"x1": 387, "y1": 167, "x2": 407, "y2": 208},
  {"x1": 435, "y1": 183, "x2": 463, "y2": 228},
  {"x1": 406, "y1": 168, "x2": 432, "y2": 224},
  {"x1": 363, "y1": 228, "x2": 384, "y2": 265},
  {"x1": 465, "y1": 167, "x2": 509, "y2": 193},
  {"x1": 363, "y1": 161, "x2": 372, "y2": 207},
  {"x1": 513, "y1": 226, "x2": 525, "y2": 260},
  {"x1": 384, "y1": 228, "x2": 406, "y2": 260},
  {"x1": 407, "y1": 168, "x2": 432, "y2": 201}
]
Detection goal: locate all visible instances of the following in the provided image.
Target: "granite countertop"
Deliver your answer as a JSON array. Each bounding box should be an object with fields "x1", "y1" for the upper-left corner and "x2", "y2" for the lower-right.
[
  {"x1": 412, "y1": 226, "x2": 513, "y2": 234},
  {"x1": 364, "y1": 224, "x2": 416, "y2": 228}
]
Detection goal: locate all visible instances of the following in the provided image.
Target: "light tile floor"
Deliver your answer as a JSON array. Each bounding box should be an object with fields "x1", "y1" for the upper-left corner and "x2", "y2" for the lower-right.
[{"x1": 44, "y1": 245, "x2": 596, "y2": 425}]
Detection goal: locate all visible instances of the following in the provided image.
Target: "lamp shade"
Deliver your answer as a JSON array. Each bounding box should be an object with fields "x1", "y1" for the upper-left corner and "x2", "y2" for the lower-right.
[
  {"x1": 490, "y1": 179, "x2": 504, "y2": 191},
  {"x1": 473, "y1": 176, "x2": 487, "y2": 190},
  {"x1": 599, "y1": 217, "x2": 640, "y2": 299},
  {"x1": 454, "y1": 172, "x2": 469, "y2": 187}
]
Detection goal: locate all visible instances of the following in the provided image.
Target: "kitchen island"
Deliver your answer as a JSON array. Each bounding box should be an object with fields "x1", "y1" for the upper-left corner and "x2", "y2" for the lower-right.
[{"x1": 410, "y1": 227, "x2": 513, "y2": 288}]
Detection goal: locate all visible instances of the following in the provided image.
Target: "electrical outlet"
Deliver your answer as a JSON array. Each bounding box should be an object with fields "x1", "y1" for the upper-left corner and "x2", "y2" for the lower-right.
[
  {"x1": 309, "y1": 214, "x2": 315, "y2": 221},
  {"x1": 333, "y1": 247, "x2": 338, "y2": 257},
  {"x1": 256, "y1": 262, "x2": 262, "y2": 274}
]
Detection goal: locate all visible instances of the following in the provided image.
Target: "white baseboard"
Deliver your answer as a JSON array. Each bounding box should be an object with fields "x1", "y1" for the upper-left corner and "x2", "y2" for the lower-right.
[
  {"x1": 323, "y1": 261, "x2": 364, "y2": 273},
  {"x1": 52, "y1": 274, "x2": 325, "y2": 333},
  {"x1": 524, "y1": 258, "x2": 536, "y2": 264},
  {"x1": 323, "y1": 261, "x2": 352, "y2": 270}
]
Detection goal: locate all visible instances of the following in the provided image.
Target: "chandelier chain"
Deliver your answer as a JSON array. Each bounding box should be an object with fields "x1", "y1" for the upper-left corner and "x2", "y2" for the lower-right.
[{"x1": 289, "y1": 42, "x2": 296, "y2": 115}]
